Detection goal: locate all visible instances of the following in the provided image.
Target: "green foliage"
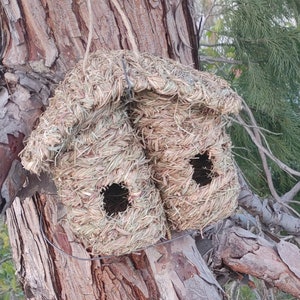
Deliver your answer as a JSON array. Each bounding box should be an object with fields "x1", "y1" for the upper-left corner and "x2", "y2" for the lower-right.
[
  {"x1": 236, "y1": 285, "x2": 257, "y2": 300},
  {"x1": 226, "y1": 279, "x2": 298, "y2": 299},
  {"x1": 200, "y1": 0, "x2": 300, "y2": 198},
  {"x1": 0, "y1": 221, "x2": 24, "y2": 299}
]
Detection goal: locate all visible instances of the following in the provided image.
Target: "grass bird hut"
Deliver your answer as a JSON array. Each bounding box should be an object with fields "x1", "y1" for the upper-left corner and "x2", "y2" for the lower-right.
[{"x1": 21, "y1": 50, "x2": 242, "y2": 255}]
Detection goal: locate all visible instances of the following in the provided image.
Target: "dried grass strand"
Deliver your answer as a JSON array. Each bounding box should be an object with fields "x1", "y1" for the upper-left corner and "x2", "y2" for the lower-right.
[{"x1": 20, "y1": 50, "x2": 242, "y2": 254}]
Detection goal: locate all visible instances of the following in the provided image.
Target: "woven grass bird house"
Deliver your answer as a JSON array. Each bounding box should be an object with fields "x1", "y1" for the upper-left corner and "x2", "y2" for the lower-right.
[{"x1": 21, "y1": 50, "x2": 241, "y2": 255}]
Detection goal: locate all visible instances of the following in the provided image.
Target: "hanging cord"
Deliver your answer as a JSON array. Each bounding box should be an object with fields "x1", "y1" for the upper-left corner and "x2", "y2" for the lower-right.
[
  {"x1": 39, "y1": 202, "x2": 192, "y2": 262},
  {"x1": 110, "y1": 0, "x2": 139, "y2": 54},
  {"x1": 82, "y1": 0, "x2": 93, "y2": 74}
]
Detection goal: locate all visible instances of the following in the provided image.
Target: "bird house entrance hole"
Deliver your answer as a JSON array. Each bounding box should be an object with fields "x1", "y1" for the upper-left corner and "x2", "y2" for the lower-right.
[
  {"x1": 102, "y1": 183, "x2": 130, "y2": 216},
  {"x1": 189, "y1": 152, "x2": 214, "y2": 186}
]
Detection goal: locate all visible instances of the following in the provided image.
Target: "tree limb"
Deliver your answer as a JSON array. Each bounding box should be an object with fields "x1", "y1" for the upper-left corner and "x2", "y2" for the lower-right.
[
  {"x1": 240, "y1": 102, "x2": 281, "y2": 201},
  {"x1": 231, "y1": 104, "x2": 300, "y2": 204},
  {"x1": 233, "y1": 115, "x2": 300, "y2": 177},
  {"x1": 201, "y1": 43, "x2": 234, "y2": 47},
  {"x1": 0, "y1": 256, "x2": 11, "y2": 266},
  {"x1": 197, "y1": 0, "x2": 218, "y2": 43},
  {"x1": 199, "y1": 55, "x2": 243, "y2": 65},
  {"x1": 281, "y1": 181, "x2": 300, "y2": 203},
  {"x1": 218, "y1": 226, "x2": 300, "y2": 299},
  {"x1": 237, "y1": 172, "x2": 300, "y2": 235}
]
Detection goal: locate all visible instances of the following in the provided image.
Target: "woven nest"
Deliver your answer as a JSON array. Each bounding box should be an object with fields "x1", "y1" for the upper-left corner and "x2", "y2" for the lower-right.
[
  {"x1": 21, "y1": 50, "x2": 242, "y2": 254},
  {"x1": 132, "y1": 91, "x2": 240, "y2": 230},
  {"x1": 53, "y1": 107, "x2": 166, "y2": 255}
]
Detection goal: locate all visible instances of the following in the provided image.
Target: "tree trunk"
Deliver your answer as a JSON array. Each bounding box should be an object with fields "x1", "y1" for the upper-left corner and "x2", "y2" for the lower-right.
[{"x1": 1, "y1": 1, "x2": 224, "y2": 299}]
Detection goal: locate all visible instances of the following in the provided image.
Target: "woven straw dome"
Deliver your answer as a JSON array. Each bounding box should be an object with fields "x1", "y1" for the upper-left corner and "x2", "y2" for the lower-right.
[{"x1": 21, "y1": 50, "x2": 242, "y2": 254}]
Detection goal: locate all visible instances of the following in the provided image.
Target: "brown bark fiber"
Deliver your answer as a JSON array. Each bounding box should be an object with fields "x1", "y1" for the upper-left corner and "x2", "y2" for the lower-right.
[
  {"x1": 218, "y1": 226, "x2": 300, "y2": 299},
  {"x1": 0, "y1": 1, "x2": 219, "y2": 299}
]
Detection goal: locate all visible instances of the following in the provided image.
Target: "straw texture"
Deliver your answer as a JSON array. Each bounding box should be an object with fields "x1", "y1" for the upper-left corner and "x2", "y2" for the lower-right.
[
  {"x1": 54, "y1": 105, "x2": 167, "y2": 255},
  {"x1": 21, "y1": 50, "x2": 242, "y2": 253},
  {"x1": 131, "y1": 91, "x2": 240, "y2": 230}
]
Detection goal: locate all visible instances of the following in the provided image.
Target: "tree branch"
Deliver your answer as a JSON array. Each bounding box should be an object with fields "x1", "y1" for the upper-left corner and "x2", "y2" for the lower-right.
[
  {"x1": 218, "y1": 226, "x2": 300, "y2": 299},
  {"x1": 233, "y1": 115, "x2": 300, "y2": 177},
  {"x1": 241, "y1": 102, "x2": 281, "y2": 201},
  {"x1": 197, "y1": 0, "x2": 218, "y2": 42},
  {"x1": 237, "y1": 172, "x2": 300, "y2": 235},
  {"x1": 231, "y1": 103, "x2": 300, "y2": 204},
  {"x1": 199, "y1": 55, "x2": 243, "y2": 65},
  {"x1": 282, "y1": 181, "x2": 300, "y2": 203},
  {"x1": 0, "y1": 256, "x2": 11, "y2": 266},
  {"x1": 201, "y1": 43, "x2": 234, "y2": 47}
]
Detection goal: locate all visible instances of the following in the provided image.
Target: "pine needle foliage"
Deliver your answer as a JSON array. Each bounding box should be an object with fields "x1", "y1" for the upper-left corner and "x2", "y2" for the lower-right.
[
  {"x1": 0, "y1": 221, "x2": 23, "y2": 299},
  {"x1": 200, "y1": 0, "x2": 300, "y2": 198}
]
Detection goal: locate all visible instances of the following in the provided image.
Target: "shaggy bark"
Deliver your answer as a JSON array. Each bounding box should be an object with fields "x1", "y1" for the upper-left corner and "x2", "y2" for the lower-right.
[
  {"x1": 1, "y1": 0, "x2": 300, "y2": 299},
  {"x1": 238, "y1": 173, "x2": 300, "y2": 235},
  {"x1": 217, "y1": 226, "x2": 300, "y2": 299},
  {"x1": 7, "y1": 195, "x2": 223, "y2": 300},
  {"x1": 0, "y1": 1, "x2": 223, "y2": 299}
]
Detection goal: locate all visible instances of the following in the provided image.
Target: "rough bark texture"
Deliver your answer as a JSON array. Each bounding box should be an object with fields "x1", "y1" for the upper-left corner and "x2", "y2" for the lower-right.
[
  {"x1": 7, "y1": 194, "x2": 223, "y2": 300},
  {"x1": 217, "y1": 226, "x2": 300, "y2": 299},
  {"x1": 7, "y1": 194, "x2": 158, "y2": 300},
  {"x1": 145, "y1": 235, "x2": 223, "y2": 299},
  {"x1": 0, "y1": 1, "x2": 224, "y2": 299},
  {"x1": 238, "y1": 172, "x2": 300, "y2": 235},
  {"x1": 1, "y1": 0, "x2": 198, "y2": 73}
]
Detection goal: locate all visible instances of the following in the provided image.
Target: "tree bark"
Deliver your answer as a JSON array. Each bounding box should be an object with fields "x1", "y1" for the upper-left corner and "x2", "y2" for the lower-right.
[
  {"x1": 1, "y1": 1, "x2": 224, "y2": 299},
  {"x1": 217, "y1": 225, "x2": 300, "y2": 299}
]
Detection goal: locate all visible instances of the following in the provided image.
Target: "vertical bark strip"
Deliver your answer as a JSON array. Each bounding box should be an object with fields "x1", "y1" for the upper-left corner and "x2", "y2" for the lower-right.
[{"x1": 146, "y1": 235, "x2": 223, "y2": 300}]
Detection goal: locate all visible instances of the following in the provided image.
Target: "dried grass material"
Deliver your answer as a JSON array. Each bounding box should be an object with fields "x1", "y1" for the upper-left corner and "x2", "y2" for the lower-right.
[
  {"x1": 54, "y1": 106, "x2": 166, "y2": 255},
  {"x1": 20, "y1": 50, "x2": 242, "y2": 252},
  {"x1": 131, "y1": 91, "x2": 240, "y2": 230},
  {"x1": 21, "y1": 50, "x2": 241, "y2": 175}
]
